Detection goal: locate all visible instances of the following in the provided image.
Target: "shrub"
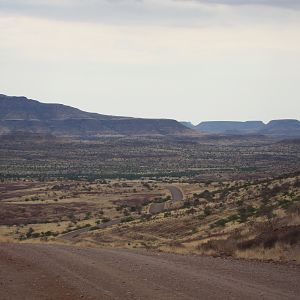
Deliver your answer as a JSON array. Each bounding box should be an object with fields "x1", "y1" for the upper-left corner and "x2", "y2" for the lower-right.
[
  {"x1": 226, "y1": 214, "x2": 239, "y2": 222},
  {"x1": 31, "y1": 232, "x2": 41, "y2": 238},
  {"x1": 84, "y1": 212, "x2": 92, "y2": 220},
  {"x1": 257, "y1": 204, "x2": 274, "y2": 220},
  {"x1": 214, "y1": 218, "x2": 227, "y2": 227},
  {"x1": 199, "y1": 239, "x2": 237, "y2": 256},
  {"x1": 26, "y1": 227, "x2": 34, "y2": 238},
  {"x1": 238, "y1": 205, "x2": 257, "y2": 223},
  {"x1": 238, "y1": 225, "x2": 300, "y2": 250},
  {"x1": 263, "y1": 234, "x2": 278, "y2": 248},
  {"x1": 164, "y1": 211, "x2": 171, "y2": 218},
  {"x1": 187, "y1": 208, "x2": 196, "y2": 215},
  {"x1": 278, "y1": 199, "x2": 291, "y2": 209},
  {"x1": 154, "y1": 197, "x2": 167, "y2": 203},
  {"x1": 141, "y1": 214, "x2": 152, "y2": 221},
  {"x1": 183, "y1": 201, "x2": 191, "y2": 208},
  {"x1": 236, "y1": 199, "x2": 244, "y2": 206},
  {"x1": 102, "y1": 217, "x2": 111, "y2": 223},
  {"x1": 199, "y1": 190, "x2": 212, "y2": 200},
  {"x1": 121, "y1": 216, "x2": 134, "y2": 223},
  {"x1": 204, "y1": 207, "x2": 212, "y2": 216},
  {"x1": 194, "y1": 199, "x2": 200, "y2": 206}
]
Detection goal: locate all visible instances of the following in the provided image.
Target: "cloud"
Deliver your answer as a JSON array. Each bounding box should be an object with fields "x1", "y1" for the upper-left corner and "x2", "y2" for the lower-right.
[
  {"x1": 0, "y1": 0, "x2": 209, "y2": 26},
  {"x1": 0, "y1": 0, "x2": 299, "y2": 28},
  {"x1": 181, "y1": 0, "x2": 300, "y2": 8},
  {"x1": 0, "y1": 1, "x2": 299, "y2": 122}
]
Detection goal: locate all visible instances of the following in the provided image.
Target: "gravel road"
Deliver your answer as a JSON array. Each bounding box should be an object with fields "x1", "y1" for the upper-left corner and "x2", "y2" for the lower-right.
[
  {"x1": 61, "y1": 219, "x2": 122, "y2": 241},
  {"x1": 167, "y1": 186, "x2": 184, "y2": 201},
  {"x1": 148, "y1": 186, "x2": 183, "y2": 214},
  {"x1": 62, "y1": 186, "x2": 183, "y2": 240},
  {"x1": 1, "y1": 243, "x2": 299, "y2": 300}
]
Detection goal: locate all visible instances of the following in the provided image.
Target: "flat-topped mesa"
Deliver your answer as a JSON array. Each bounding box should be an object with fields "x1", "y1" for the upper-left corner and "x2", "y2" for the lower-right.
[
  {"x1": 0, "y1": 94, "x2": 194, "y2": 136},
  {"x1": 195, "y1": 121, "x2": 265, "y2": 134},
  {"x1": 261, "y1": 119, "x2": 300, "y2": 136},
  {"x1": 193, "y1": 119, "x2": 300, "y2": 137}
]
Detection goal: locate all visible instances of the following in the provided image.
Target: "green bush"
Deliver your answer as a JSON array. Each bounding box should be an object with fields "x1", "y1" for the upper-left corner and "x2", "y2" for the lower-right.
[
  {"x1": 204, "y1": 207, "x2": 212, "y2": 216},
  {"x1": 214, "y1": 219, "x2": 227, "y2": 227},
  {"x1": 164, "y1": 211, "x2": 171, "y2": 218},
  {"x1": 102, "y1": 217, "x2": 111, "y2": 223},
  {"x1": 238, "y1": 205, "x2": 257, "y2": 223},
  {"x1": 26, "y1": 227, "x2": 34, "y2": 238},
  {"x1": 121, "y1": 216, "x2": 134, "y2": 223}
]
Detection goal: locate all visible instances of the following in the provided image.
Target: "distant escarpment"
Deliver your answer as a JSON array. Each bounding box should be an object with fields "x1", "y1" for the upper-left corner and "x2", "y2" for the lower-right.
[
  {"x1": 196, "y1": 121, "x2": 265, "y2": 134},
  {"x1": 0, "y1": 94, "x2": 194, "y2": 136},
  {"x1": 193, "y1": 120, "x2": 300, "y2": 137}
]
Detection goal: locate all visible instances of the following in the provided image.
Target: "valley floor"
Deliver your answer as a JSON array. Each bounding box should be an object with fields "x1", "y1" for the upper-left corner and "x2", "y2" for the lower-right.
[{"x1": 0, "y1": 243, "x2": 299, "y2": 300}]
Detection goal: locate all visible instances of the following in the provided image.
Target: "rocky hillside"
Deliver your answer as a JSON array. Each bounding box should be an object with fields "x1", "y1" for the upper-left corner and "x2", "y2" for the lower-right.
[
  {"x1": 0, "y1": 94, "x2": 119, "y2": 121},
  {"x1": 0, "y1": 94, "x2": 194, "y2": 136},
  {"x1": 84, "y1": 173, "x2": 300, "y2": 263}
]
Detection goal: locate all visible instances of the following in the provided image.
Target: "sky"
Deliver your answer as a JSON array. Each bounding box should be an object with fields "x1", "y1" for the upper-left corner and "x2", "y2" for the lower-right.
[{"x1": 0, "y1": 0, "x2": 299, "y2": 124}]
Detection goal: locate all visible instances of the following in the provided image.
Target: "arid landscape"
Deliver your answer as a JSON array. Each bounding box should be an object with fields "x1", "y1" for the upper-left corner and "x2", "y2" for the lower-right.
[
  {"x1": 1, "y1": 170, "x2": 300, "y2": 299},
  {"x1": 1, "y1": 132, "x2": 299, "y2": 180},
  {"x1": 1, "y1": 171, "x2": 299, "y2": 261},
  {"x1": 1, "y1": 95, "x2": 300, "y2": 299},
  {"x1": 1, "y1": 0, "x2": 300, "y2": 296}
]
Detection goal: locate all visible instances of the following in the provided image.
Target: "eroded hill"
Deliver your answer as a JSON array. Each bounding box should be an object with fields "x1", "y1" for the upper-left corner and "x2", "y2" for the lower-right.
[{"x1": 0, "y1": 94, "x2": 193, "y2": 136}]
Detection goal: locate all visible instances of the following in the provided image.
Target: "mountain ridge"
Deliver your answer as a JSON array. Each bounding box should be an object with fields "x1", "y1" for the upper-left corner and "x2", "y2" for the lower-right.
[
  {"x1": 181, "y1": 120, "x2": 300, "y2": 137},
  {"x1": 0, "y1": 94, "x2": 193, "y2": 136},
  {"x1": 2, "y1": 94, "x2": 299, "y2": 137},
  {"x1": 0, "y1": 94, "x2": 126, "y2": 121}
]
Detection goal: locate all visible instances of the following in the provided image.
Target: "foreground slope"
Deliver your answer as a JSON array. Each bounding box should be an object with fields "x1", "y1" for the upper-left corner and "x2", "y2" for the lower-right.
[
  {"x1": 0, "y1": 94, "x2": 193, "y2": 136},
  {"x1": 1, "y1": 243, "x2": 299, "y2": 300},
  {"x1": 75, "y1": 173, "x2": 299, "y2": 262}
]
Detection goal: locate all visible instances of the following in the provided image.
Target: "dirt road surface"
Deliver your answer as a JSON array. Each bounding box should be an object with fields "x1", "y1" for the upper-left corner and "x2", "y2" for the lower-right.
[
  {"x1": 61, "y1": 219, "x2": 122, "y2": 241},
  {"x1": 1, "y1": 243, "x2": 299, "y2": 300},
  {"x1": 62, "y1": 186, "x2": 183, "y2": 240},
  {"x1": 167, "y1": 186, "x2": 184, "y2": 201},
  {"x1": 148, "y1": 186, "x2": 184, "y2": 214}
]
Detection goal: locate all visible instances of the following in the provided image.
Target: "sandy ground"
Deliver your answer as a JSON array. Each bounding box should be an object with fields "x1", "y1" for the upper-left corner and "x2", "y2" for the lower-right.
[{"x1": 0, "y1": 243, "x2": 299, "y2": 300}]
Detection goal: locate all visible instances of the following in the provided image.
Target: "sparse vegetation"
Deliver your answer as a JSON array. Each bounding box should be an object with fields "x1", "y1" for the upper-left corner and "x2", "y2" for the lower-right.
[
  {"x1": 0, "y1": 173, "x2": 299, "y2": 263},
  {"x1": 84, "y1": 173, "x2": 300, "y2": 263},
  {"x1": 1, "y1": 135, "x2": 299, "y2": 180}
]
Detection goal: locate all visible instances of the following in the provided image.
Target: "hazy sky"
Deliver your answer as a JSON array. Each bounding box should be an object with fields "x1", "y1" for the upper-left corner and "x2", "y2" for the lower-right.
[{"x1": 0, "y1": 0, "x2": 299, "y2": 123}]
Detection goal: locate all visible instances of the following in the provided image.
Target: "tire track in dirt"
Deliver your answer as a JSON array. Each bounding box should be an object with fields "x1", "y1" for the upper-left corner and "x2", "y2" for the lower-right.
[{"x1": 1, "y1": 243, "x2": 299, "y2": 300}]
